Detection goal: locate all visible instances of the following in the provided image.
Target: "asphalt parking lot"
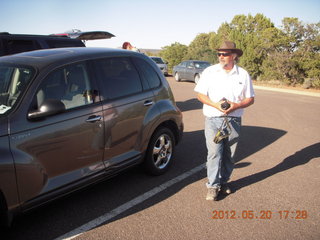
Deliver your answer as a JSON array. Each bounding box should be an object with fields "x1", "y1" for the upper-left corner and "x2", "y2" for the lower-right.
[{"x1": 3, "y1": 77, "x2": 320, "y2": 240}]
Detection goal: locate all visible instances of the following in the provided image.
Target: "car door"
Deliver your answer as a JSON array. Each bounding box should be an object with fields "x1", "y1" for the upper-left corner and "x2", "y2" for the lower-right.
[
  {"x1": 178, "y1": 61, "x2": 186, "y2": 79},
  {"x1": 185, "y1": 61, "x2": 195, "y2": 80},
  {"x1": 9, "y1": 62, "x2": 105, "y2": 207},
  {"x1": 92, "y1": 56, "x2": 158, "y2": 169}
]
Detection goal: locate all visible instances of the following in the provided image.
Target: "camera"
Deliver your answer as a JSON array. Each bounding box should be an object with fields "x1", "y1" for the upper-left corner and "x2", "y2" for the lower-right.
[{"x1": 221, "y1": 98, "x2": 230, "y2": 110}]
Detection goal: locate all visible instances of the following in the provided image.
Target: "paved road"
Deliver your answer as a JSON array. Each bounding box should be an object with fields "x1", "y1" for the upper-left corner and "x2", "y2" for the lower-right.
[{"x1": 3, "y1": 77, "x2": 320, "y2": 240}]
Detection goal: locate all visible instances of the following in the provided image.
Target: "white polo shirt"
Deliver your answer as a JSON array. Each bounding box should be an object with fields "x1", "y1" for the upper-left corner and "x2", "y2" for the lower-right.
[{"x1": 194, "y1": 63, "x2": 255, "y2": 117}]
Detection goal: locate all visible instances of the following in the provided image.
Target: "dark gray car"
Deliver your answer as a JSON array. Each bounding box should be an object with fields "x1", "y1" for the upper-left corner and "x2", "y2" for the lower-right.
[
  {"x1": 0, "y1": 31, "x2": 115, "y2": 57},
  {"x1": 173, "y1": 60, "x2": 211, "y2": 83},
  {"x1": 0, "y1": 47, "x2": 183, "y2": 227}
]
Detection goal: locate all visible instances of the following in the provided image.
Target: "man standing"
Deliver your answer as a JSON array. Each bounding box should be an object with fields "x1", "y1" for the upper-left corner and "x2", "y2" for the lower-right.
[{"x1": 194, "y1": 41, "x2": 255, "y2": 201}]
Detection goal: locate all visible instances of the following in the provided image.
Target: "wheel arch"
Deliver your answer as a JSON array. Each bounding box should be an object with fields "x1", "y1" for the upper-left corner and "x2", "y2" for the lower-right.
[
  {"x1": 143, "y1": 121, "x2": 178, "y2": 175},
  {"x1": 152, "y1": 120, "x2": 181, "y2": 146}
]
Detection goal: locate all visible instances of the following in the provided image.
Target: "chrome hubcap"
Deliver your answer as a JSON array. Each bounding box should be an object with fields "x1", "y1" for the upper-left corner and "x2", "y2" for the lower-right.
[{"x1": 152, "y1": 134, "x2": 172, "y2": 169}]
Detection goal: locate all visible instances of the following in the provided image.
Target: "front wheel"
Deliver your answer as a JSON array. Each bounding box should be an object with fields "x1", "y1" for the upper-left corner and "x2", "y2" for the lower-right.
[
  {"x1": 194, "y1": 74, "x2": 200, "y2": 84},
  {"x1": 174, "y1": 72, "x2": 181, "y2": 82},
  {"x1": 144, "y1": 127, "x2": 175, "y2": 175}
]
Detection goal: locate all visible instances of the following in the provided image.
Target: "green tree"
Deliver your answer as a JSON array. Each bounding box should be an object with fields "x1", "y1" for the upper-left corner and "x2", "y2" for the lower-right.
[
  {"x1": 296, "y1": 22, "x2": 320, "y2": 88},
  {"x1": 281, "y1": 17, "x2": 305, "y2": 52},
  {"x1": 209, "y1": 22, "x2": 231, "y2": 52},
  {"x1": 227, "y1": 14, "x2": 275, "y2": 79},
  {"x1": 186, "y1": 33, "x2": 216, "y2": 63},
  {"x1": 261, "y1": 18, "x2": 320, "y2": 87},
  {"x1": 159, "y1": 42, "x2": 188, "y2": 73},
  {"x1": 157, "y1": 14, "x2": 319, "y2": 88}
]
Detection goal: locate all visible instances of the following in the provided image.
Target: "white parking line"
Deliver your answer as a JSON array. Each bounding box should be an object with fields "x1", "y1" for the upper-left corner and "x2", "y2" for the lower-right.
[{"x1": 55, "y1": 163, "x2": 205, "y2": 240}]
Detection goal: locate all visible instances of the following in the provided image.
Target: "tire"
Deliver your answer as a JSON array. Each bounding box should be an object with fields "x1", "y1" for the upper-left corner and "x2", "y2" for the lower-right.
[
  {"x1": 194, "y1": 74, "x2": 200, "y2": 84},
  {"x1": 174, "y1": 72, "x2": 181, "y2": 82},
  {"x1": 144, "y1": 127, "x2": 175, "y2": 175},
  {"x1": 0, "y1": 193, "x2": 10, "y2": 228}
]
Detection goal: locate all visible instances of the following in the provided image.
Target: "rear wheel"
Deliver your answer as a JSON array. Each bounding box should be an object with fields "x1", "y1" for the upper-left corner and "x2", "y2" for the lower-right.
[
  {"x1": 0, "y1": 193, "x2": 10, "y2": 228},
  {"x1": 194, "y1": 74, "x2": 200, "y2": 84},
  {"x1": 144, "y1": 127, "x2": 175, "y2": 175},
  {"x1": 174, "y1": 72, "x2": 181, "y2": 82}
]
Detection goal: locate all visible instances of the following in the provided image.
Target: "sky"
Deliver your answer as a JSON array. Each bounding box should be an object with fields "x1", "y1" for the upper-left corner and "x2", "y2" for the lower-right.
[{"x1": 1, "y1": 0, "x2": 319, "y2": 49}]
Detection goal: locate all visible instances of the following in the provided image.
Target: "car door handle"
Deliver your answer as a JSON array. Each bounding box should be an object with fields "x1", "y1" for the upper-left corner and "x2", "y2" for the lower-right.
[
  {"x1": 144, "y1": 100, "x2": 153, "y2": 106},
  {"x1": 86, "y1": 115, "x2": 102, "y2": 123}
]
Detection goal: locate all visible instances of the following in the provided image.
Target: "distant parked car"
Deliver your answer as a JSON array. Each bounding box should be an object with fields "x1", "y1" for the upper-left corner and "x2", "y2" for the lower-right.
[
  {"x1": 173, "y1": 60, "x2": 211, "y2": 83},
  {"x1": 0, "y1": 47, "x2": 183, "y2": 227},
  {"x1": 150, "y1": 56, "x2": 168, "y2": 76}
]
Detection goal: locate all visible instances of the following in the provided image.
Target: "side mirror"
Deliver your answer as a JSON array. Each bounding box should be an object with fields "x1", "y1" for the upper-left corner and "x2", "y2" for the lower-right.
[{"x1": 28, "y1": 99, "x2": 65, "y2": 120}]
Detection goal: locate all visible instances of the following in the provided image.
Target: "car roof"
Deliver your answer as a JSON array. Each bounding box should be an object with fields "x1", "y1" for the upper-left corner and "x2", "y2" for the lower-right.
[
  {"x1": 0, "y1": 31, "x2": 115, "y2": 41},
  {"x1": 0, "y1": 47, "x2": 145, "y2": 69},
  {"x1": 0, "y1": 32, "x2": 82, "y2": 41}
]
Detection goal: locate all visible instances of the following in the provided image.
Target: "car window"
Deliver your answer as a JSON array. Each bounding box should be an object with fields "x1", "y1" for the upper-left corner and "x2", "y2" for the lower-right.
[
  {"x1": 0, "y1": 64, "x2": 35, "y2": 114},
  {"x1": 133, "y1": 58, "x2": 161, "y2": 90},
  {"x1": 3, "y1": 39, "x2": 41, "y2": 55},
  {"x1": 94, "y1": 57, "x2": 143, "y2": 100},
  {"x1": 33, "y1": 62, "x2": 95, "y2": 110},
  {"x1": 180, "y1": 62, "x2": 187, "y2": 67},
  {"x1": 186, "y1": 62, "x2": 194, "y2": 68},
  {"x1": 194, "y1": 61, "x2": 211, "y2": 69},
  {"x1": 151, "y1": 57, "x2": 164, "y2": 64}
]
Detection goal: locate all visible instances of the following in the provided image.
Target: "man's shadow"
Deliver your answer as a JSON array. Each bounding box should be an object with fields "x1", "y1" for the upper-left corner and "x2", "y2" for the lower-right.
[{"x1": 230, "y1": 142, "x2": 320, "y2": 192}]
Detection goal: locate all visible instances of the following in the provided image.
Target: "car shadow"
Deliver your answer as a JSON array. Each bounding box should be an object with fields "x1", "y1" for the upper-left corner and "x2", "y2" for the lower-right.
[{"x1": 6, "y1": 125, "x2": 310, "y2": 240}]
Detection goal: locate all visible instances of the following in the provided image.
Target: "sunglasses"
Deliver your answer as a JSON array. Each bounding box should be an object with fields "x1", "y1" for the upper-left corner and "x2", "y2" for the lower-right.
[{"x1": 217, "y1": 52, "x2": 232, "y2": 57}]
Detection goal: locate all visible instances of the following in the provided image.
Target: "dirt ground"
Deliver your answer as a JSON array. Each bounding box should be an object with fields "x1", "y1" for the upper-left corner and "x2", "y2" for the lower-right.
[{"x1": 252, "y1": 80, "x2": 320, "y2": 94}]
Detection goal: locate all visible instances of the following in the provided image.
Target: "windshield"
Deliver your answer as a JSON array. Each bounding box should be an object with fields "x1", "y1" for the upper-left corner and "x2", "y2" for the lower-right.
[
  {"x1": 194, "y1": 62, "x2": 211, "y2": 69},
  {"x1": 151, "y1": 57, "x2": 165, "y2": 64},
  {"x1": 0, "y1": 64, "x2": 35, "y2": 114}
]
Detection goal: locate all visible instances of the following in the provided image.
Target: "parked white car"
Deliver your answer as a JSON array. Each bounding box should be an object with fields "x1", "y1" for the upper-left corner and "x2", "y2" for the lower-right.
[{"x1": 150, "y1": 56, "x2": 168, "y2": 76}]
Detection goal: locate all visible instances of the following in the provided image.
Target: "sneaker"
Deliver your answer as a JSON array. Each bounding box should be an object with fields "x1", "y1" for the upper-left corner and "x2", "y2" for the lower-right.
[
  {"x1": 206, "y1": 187, "x2": 220, "y2": 201},
  {"x1": 220, "y1": 184, "x2": 232, "y2": 195}
]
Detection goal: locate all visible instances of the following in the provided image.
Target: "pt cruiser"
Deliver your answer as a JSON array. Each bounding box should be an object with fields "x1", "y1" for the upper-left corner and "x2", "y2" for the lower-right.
[{"x1": 0, "y1": 48, "x2": 183, "y2": 226}]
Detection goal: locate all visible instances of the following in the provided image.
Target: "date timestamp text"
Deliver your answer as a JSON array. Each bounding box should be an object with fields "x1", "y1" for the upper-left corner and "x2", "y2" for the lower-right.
[{"x1": 212, "y1": 210, "x2": 308, "y2": 220}]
